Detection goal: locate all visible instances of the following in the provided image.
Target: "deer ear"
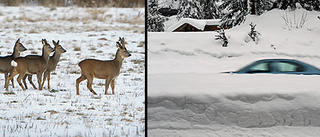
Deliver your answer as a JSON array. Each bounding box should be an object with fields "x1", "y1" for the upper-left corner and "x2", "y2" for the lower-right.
[
  {"x1": 16, "y1": 38, "x2": 20, "y2": 44},
  {"x1": 57, "y1": 40, "x2": 59, "y2": 44},
  {"x1": 116, "y1": 41, "x2": 122, "y2": 48},
  {"x1": 52, "y1": 40, "x2": 56, "y2": 44}
]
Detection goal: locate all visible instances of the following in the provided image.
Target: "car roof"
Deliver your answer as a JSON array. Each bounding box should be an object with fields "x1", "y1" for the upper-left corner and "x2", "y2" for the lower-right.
[
  {"x1": 255, "y1": 59, "x2": 299, "y2": 62},
  {"x1": 253, "y1": 58, "x2": 320, "y2": 70}
]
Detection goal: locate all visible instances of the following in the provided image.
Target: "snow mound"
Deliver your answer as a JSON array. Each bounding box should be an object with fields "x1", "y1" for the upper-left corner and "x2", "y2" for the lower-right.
[
  {"x1": 148, "y1": 73, "x2": 320, "y2": 129},
  {"x1": 149, "y1": 93, "x2": 320, "y2": 129}
]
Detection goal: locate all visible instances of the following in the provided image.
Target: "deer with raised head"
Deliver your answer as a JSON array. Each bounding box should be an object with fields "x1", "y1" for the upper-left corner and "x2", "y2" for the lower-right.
[
  {"x1": 76, "y1": 37, "x2": 131, "y2": 95},
  {"x1": 5, "y1": 39, "x2": 54, "y2": 91},
  {"x1": 22, "y1": 40, "x2": 66, "y2": 90},
  {"x1": 0, "y1": 39, "x2": 27, "y2": 88}
]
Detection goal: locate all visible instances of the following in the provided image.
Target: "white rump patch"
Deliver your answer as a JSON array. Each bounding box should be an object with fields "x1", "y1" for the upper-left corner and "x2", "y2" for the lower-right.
[{"x1": 11, "y1": 60, "x2": 18, "y2": 67}]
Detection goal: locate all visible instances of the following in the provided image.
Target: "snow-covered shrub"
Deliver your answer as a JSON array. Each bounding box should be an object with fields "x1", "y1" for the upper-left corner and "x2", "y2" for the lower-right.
[
  {"x1": 215, "y1": 29, "x2": 228, "y2": 47},
  {"x1": 246, "y1": 22, "x2": 261, "y2": 44},
  {"x1": 279, "y1": 3, "x2": 308, "y2": 29}
]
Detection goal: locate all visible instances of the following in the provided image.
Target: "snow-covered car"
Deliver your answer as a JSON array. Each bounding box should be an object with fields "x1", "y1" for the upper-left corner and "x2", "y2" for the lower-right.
[{"x1": 229, "y1": 59, "x2": 320, "y2": 75}]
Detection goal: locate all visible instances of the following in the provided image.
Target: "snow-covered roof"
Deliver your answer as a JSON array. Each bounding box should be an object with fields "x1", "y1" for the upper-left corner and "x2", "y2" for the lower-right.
[{"x1": 167, "y1": 18, "x2": 221, "y2": 32}]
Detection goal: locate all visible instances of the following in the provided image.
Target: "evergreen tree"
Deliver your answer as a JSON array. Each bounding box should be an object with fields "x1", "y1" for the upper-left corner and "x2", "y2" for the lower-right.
[
  {"x1": 219, "y1": 0, "x2": 250, "y2": 28},
  {"x1": 251, "y1": 0, "x2": 274, "y2": 15},
  {"x1": 177, "y1": 0, "x2": 204, "y2": 19},
  {"x1": 299, "y1": 0, "x2": 320, "y2": 11},
  {"x1": 215, "y1": 29, "x2": 228, "y2": 47},
  {"x1": 220, "y1": 0, "x2": 274, "y2": 28},
  {"x1": 248, "y1": 22, "x2": 261, "y2": 43},
  {"x1": 202, "y1": 0, "x2": 221, "y2": 19},
  {"x1": 273, "y1": 0, "x2": 320, "y2": 11},
  {"x1": 147, "y1": 0, "x2": 165, "y2": 32},
  {"x1": 273, "y1": 0, "x2": 298, "y2": 10}
]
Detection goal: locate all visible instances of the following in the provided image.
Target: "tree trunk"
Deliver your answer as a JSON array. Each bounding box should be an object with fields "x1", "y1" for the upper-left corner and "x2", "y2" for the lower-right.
[{"x1": 250, "y1": 0, "x2": 256, "y2": 15}]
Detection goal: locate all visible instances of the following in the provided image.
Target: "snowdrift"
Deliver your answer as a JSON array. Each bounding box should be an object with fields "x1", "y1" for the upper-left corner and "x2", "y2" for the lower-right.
[
  {"x1": 149, "y1": 73, "x2": 320, "y2": 128},
  {"x1": 148, "y1": 8, "x2": 320, "y2": 136}
]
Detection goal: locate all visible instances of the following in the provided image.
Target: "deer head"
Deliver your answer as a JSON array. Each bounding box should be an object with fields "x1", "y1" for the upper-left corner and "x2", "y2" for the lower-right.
[
  {"x1": 116, "y1": 37, "x2": 131, "y2": 58},
  {"x1": 15, "y1": 38, "x2": 27, "y2": 52},
  {"x1": 52, "y1": 40, "x2": 66, "y2": 53}
]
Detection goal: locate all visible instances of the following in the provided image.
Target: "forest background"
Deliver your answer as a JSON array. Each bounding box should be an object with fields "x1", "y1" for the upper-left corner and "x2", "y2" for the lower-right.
[{"x1": 0, "y1": 0, "x2": 145, "y2": 7}]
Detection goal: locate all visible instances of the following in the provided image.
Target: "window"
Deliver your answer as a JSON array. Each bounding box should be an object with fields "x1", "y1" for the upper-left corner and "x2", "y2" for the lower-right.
[
  {"x1": 248, "y1": 62, "x2": 271, "y2": 72},
  {"x1": 276, "y1": 61, "x2": 304, "y2": 72}
]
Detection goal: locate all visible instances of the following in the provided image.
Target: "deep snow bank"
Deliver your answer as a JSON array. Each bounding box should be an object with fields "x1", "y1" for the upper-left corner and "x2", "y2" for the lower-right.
[{"x1": 148, "y1": 73, "x2": 320, "y2": 129}]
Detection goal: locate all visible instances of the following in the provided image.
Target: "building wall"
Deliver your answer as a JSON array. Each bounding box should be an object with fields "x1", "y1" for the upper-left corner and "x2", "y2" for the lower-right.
[{"x1": 173, "y1": 23, "x2": 221, "y2": 32}]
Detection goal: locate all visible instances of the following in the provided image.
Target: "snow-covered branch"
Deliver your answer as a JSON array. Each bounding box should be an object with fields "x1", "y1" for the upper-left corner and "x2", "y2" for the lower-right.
[{"x1": 279, "y1": 10, "x2": 308, "y2": 29}]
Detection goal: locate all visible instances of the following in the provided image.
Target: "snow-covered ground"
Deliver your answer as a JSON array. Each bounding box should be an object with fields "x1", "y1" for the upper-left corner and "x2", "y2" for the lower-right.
[
  {"x1": 0, "y1": 6, "x2": 145, "y2": 136},
  {"x1": 148, "y1": 8, "x2": 320, "y2": 136}
]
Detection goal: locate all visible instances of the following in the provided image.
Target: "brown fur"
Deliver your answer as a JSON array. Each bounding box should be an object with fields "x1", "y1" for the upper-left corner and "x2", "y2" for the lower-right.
[
  {"x1": 5, "y1": 39, "x2": 54, "y2": 91},
  {"x1": 23, "y1": 40, "x2": 66, "y2": 89},
  {"x1": 76, "y1": 37, "x2": 131, "y2": 95},
  {"x1": 0, "y1": 39, "x2": 27, "y2": 88}
]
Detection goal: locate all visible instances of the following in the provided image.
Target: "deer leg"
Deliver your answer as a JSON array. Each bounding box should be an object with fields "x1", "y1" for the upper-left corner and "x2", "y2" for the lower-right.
[
  {"x1": 16, "y1": 73, "x2": 27, "y2": 91},
  {"x1": 28, "y1": 75, "x2": 37, "y2": 89},
  {"x1": 47, "y1": 73, "x2": 51, "y2": 89},
  {"x1": 4, "y1": 73, "x2": 7, "y2": 88},
  {"x1": 4, "y1": 73, "x2": 9, "y2": 88},
  {"x1": 5, "y1": 70, "x2": 19, "y2": 91},
  {"x1": 22, "y1": 74, "x2": 28, "y2": 89},
  {"x1": 37, "y1": 73, "x2": 43, "y2": 90},
  {"x1": 6, "y1": 72, "x2": 15, "y2": 88},
  {"x1": 105, "y1": 78, "x2": 111, "y2": 95},
  {"x1": 41, "y1": 70, "x2": 49, "y2": 89},
  {"x1": 11, "y1": 78, "x2": 14, "y2": 88},
  {"x1": 110, "y1": 79, "x2": 115, "y2": 95},
  {"x1": 86, "y1": 74, "x2": 97, "y2": 95},
  {"x1": 5, "y1": 73, "x2": 15, "y2": 88},
  {"x1": 76, "y1": 74, "x2": 86, "y2": 95}
]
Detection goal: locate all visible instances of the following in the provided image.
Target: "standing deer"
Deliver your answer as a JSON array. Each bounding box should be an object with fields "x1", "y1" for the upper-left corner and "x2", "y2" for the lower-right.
[
  {"x1": 22, "y1": 40, "x2": 66, "y2": 90},
  {"x1": 0, "y1": 39, "x2": 27, "y2": 88},
  {"x1": 76, "y1": 37, "x2": 131, "y2": 95},
  {"x1": 5, "y1": 39, "x2": 54, "y2": 91}
]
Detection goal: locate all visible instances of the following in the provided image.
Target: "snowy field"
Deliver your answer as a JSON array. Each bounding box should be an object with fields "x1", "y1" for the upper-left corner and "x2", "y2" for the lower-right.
[
  {"x1": 148, "y1": 9, "x2": 320, "y2": 136},
  {"x1": 0, "y1": 6, "x2": 145, "y2": 136}
]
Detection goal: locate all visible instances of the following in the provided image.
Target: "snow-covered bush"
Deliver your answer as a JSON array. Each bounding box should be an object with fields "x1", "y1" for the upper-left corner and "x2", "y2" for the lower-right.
[
  {"x1": 246, "y1": 22, "x2": 261, "y2": 44},
  {"x1": 279, "y1": 3, "x2": 308, "y2": 29},
  {"x1": 215, "y1": 29, "x2": 228, "y2": 47}
]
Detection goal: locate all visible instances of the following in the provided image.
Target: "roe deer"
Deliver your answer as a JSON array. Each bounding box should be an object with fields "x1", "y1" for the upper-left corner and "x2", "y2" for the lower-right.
[
  {"x1": 0, "y1": 39, "x2": 27, "y2": 88},
  {"x1": 5, "y1": 39, "x2": 54, "y2": 91},
  {"x1": 76, "y1": 37, "x2": 131, "y2": 95},
  {"x1": 22, "y1": 40, "x2": 66, "y2": 89}
]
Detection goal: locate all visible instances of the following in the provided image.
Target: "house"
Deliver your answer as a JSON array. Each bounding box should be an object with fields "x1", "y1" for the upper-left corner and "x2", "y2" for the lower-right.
[{"x1": 167, "y1": 18, "x2": 222, "y2": 32}]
